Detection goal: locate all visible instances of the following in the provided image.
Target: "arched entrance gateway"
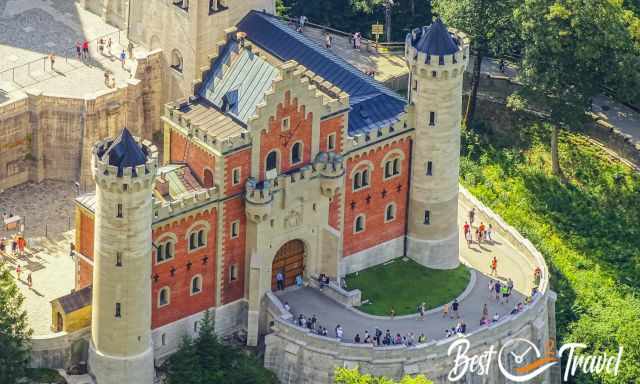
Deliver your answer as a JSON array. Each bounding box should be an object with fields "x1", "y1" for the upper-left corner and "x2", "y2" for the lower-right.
[{"x1": 271, "y1": 240, "x2": 305, "y2": 291}]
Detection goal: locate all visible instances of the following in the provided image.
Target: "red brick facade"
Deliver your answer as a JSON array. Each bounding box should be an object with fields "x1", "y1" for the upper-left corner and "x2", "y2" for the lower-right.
[
  {"x1": 170, "y1": 130, "x2": 216, "y2": 187},
  {"x1": 151, "y1": 209, "x2": 217, "y2": 328},
  {"x1": 342, "y1": 138, "x2": 411, "y2": 257},
  {"x1": 221, "y1": 197, "x2": 246, "y2": 304},
  {"x1": 76, "y1": 209, "x2": 94, "y2": 290}
]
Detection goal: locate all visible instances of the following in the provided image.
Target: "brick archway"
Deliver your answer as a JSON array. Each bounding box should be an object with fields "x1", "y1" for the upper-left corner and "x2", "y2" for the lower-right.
[{"x1": 271, "y1": 239, "x2": 305, "y2": 291}]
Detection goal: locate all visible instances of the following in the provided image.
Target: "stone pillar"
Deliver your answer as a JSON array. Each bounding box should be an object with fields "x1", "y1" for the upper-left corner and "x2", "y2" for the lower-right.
[{"x1": 246, "y1": 265, "x2": 262, "y2": 346}]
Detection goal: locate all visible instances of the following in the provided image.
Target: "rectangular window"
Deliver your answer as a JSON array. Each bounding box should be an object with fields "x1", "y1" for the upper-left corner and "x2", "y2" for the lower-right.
[
  {"x1": 231, "y1": 221, "x2": 239, "y2": 239},
  {"x1": 431, "y1": 71, "x2": 437, "y2": 78},
  {"x1": 429, "y1": 112, "x2": 436, "y2": 126},
  {"x1": 116, "y1": 252, "x2": 122, "y2": 267},
  {"x1": 424, "y1": 210, "x2": 431, "y2": 225},
  {"x1": 327, "y1": 133, "x2": 336, "y2": 151},
  {"x1": 116, "y1": 204, "x2": 123, "y2": 218},
  {"x1": 282, "y1": 117, "x2": 290, "y2": 131},
  {"x1": 426, "y1": 161, "x2": 433, "y2": 176},
  {"x1": 230, "y1": 264, "x2": 238, "y2": 281},
  {"x1": 232, "y1": 167, "x2": 241, "y2": 186},
  {"x1": 115, "y1": 303, "x2": 121, "y2": 318}
]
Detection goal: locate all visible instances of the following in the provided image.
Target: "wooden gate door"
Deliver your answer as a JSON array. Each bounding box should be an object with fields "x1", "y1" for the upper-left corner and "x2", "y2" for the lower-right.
[{"x1": 271, "y1": 240, "x2": 305, "y2": 291}]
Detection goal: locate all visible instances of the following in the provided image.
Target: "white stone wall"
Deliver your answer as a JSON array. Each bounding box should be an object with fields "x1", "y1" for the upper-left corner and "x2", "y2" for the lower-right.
[
  {"x1": 405, "y1": 32, "x2": 469, "y2": 270},
  {"x1": 339, "y1": 236, "x2": 404, "y2": 275}
]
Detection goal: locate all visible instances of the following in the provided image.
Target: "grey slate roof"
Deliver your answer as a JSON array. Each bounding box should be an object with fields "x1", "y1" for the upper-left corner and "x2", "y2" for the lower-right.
[
  {"x1": 232, "y1": 11, "x2": 407, "y2": 135},
  {"x1": 199, "y1": 46, "x2": 280, "y2": 123},
  {"x1": 98, "y1": 128, "x2": 148, "y2": 177},
  {"x1": 54, "y1": 286, "x2": 92, "y2": 314},
  {"x1": 410, "y1": 18, "x2": 459, "y2": 57}
]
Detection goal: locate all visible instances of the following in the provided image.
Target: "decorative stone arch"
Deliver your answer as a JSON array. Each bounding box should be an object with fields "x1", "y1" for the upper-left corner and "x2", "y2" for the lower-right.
[
  {"x1": 157, "y1": 286, "x2": 171, "y2": 307},
  {"x1": 379, "y1": 148, "x2": 406, "y2": 168},
  {"x1": 270, "y1": 239, "x2": 306, "y2": 291},
  {"x1": 170, "y1": 49, "x2": 183, "y2": 72},
  {"x1": 349, "y1": 159, "x2": 374, "y2": 179},
  {"x1": 265, "y1": 148, "x2": 282, "y2": 177}
]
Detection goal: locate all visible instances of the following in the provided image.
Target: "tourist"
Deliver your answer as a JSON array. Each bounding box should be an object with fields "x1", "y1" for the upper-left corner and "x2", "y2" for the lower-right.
[
  {"x1": 120, "y1": 50, "x2": 126, "y2": 69},
  {"x1": 276, "y1": 270, "x2": 285, "y2": 290},
  {"x1": 0, "y1": 238, "x2": 5, "y2": 254},
  {"x1": 492, "y1": 313, "x2": 500, "y2": 323},
  {"x1": 82, "y1": 40, "x2": 89, "y2": 60},
  {"x1": 98, "y1": 38, "x2": 104, "y2": 55},
  {"x1": 459, "y1": 320, "x2": 467, "y2": 334},
  {"x1": 407, "y1": 332, "x2": 415, "y2": 346},
  {"x1": 510, "y1": 305, "x2": 519, "y2": 315},
  {"x1": 494, "y1": 280, "x2": 501, "y2": 302},
  {"x1": 417, "y1": 302, "x2": 425, "y2": 320},
  {"x1": 375, "y1": 328, "x2": 382, "y2": 346},
  {"x1": 16, "y1": 264, "x2": 21, "y2": 280},
  {"x1": 18, "y1": 236, "x2": 25, "y2": 256},
  {"x1": 297, "y1": 314, "x2": 305, "y2": 327},
  {"x1": 355, "y1": 32, "x2": 362, "y2": 49},
  {"x1": 463, "y1": 221, "x2": 470, "y2": 234},
  {"x1": 499, "y1": 59, "x2": 506, "y2": 74},
  {"x1": 318, "y1": 273, "x2": 327, "y2": 289},
  {"x1": 394, "y1": 333, "x2": 402, "y2": 345},
  {"x1": 75, "y1": 41, "x2": 82, "y2": 59},
  {"x1": 127, "y1": 41, "x2": 134, "y2": 58},
  {"x1": 11, "y1": 237, "x2": 17, "y2": 255},
  {"x1": 487, "y1": 224, "x2": 493, "y2": 242},
  {"x1": 49, "y1": 53, "x2": 55, "y2": 71},
  {"x1": 482, "y1": 303, "x2": 489, "y2": 319},
  {"x1": 452, "y1": 299, "x2": 460, "y2": 319},
  {"x1": 475, "y1": 228, "x2": 481, "y2": 244},
  {"x1": 390, "y1": 307, "x2": 396, "y2": 319},
  {"x1": 384, "y1": 329, "x2": 391, "y2": 345},
  {"x1": 469, "y1": 208, "x2": 475, "y2": 226},
  {"x1": 363, "y1": 330, "x2": 371, "y2": 344},
  {"x1": 107, "y1": 37, "x2": 112, "y2": 53},
  {"x1": 418, "y1": 333, "x2": 426, "y2": 343},
  {"x1": 501, "y1": 283, "x2": 510, "y2": 304},
  {"x1": 478, "y1": 222, "x2": 485, "y2": 243},
  {"x1": 490, "y1": 256, "x2": 498, "y2": 276},
  {"x1": 465, "y1": 229, "x2": 473, "y2": 247},
  {"x1": 354, "y1": 333, "x2": 361, "y2": 343},
  {"x1": 325, "y1": 32, "x2": 332, "y2": 49},
  {"x1": 283, "y1": 301, "x2": 290, "y2": 312},
  {"x1": 507, "y1": 278, "x2": 514, "y2": 294},
  {"x1": 445, "y1": 328, "x2": 453, "y2": 338},
  {"x1": 335, "y1": 324, "x2": 343, "y2": 340},
  {"x1": 27, "y1": 273, "x2": 32, "y2": 288},
  {"x1": 295, "y1": 274, "x2": 303, "y2": 287},
  {"x1": 442, "y1": 302, "x2": 449, "y2": 318},
  {"x1": 298, "y1": 15, "x2": 307, "y2": 31},
  {"x1": 352, "y1": 32, "x2": 358, "y2": 49},
  {"x1": 488, "y1": 279, "x2": 495, "y2": 298}
]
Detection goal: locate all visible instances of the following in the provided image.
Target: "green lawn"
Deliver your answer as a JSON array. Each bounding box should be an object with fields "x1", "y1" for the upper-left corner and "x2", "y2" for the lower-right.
[{"x1": 345, "y1": 258, "x2": 470, "y2": 316}]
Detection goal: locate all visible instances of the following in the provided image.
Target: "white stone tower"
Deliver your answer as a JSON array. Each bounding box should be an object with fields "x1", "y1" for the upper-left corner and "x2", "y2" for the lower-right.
[
  {"x1": 405, "y1": 19, "x2": 469, "y2": 269},
  {"x1": 88, "y1": 128, "x2": 158, "y2": 384}
]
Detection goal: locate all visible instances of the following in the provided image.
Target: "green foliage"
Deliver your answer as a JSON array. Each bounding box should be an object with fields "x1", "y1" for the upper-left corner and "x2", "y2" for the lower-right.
[
  {"x1": 335, "y1": 368, "x2": 433, "y2": 384},
  {"x1": 514, "y1": 0, "x2": 640, "y2": 127},
  {"x1": 461, "y1": 120, "x2": 640, "y2": 383},
  {"x1": 0, "y1": 265, "x2": 32, "y2": 384},
  {"x1": 279, "y1": 0, "x2": 432, "y2": 40},
  {"x1": 164, "y1": 311, "x2": 278, "y2": 384},
  {"x1": 26, "y1": 368, "x2": 66, "y2": 384},
  {"x1": 346, "y1": 259, "x2": 469, "y2": 315},
  {"x1": 433, "y1": 0, "x2": 520, "y2": 57}
]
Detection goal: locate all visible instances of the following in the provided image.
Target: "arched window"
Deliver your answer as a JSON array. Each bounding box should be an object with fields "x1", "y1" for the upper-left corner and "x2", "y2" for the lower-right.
[
  {"x1": 384, "y1": 158, "x2": 401, "y2": 179},
  {"x1": 191, "y1": 275, "x2": 203, "y2": 295},
  {"x1": 171, "y1": 49, "x2": 183, "y2": 72},
  {"x1": 362, "y1": 169, "x2": 370, "y2": 187},
  {"x1": 385, "y1": 203, "x2": 396, "y2": 222},
  {"x1": 266, "y1": 150, "x2": 278, "y2": 177},
  {"x1": 158, "y1": 287, "x2": 170, "y2": 307},
  {"x1": 156, "y1": 239, "x2": 175, "y2": 264},
  {"x1": 189, "y1": 233, "x2": 197, "y2": 250},
  {"x1": 354, "y1": 215, "x2": 365, "y2": 233},
  {"x1": 197, "y1": 230, "x2": 205, "y2": 247},
  {"x1": 353, "y1": 172, "x2": 362, "y2": 190},
  {"x1": 291, "y1": 142, "x2": 302, "y2": 165},
  {"x1": 203, "y1": 168, "x2": 214, "y2": 188}
]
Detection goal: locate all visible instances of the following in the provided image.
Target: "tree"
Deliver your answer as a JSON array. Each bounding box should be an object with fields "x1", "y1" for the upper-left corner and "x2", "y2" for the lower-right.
[
  {"x1": 335, "y1": 368, "x2": 434, "y2": 384},
  {"x1": 0, "y1": 265, "x2": 32, "y2": 384},
  {"x1": 433, "y1": 0, "x2": 519, "y2": 127},
  {"x1": 164, "y1": 310, "x2": 278, "y2": 384},
  {"x1": 512, "y1": 0, "x2": 640, "y2": 177}
]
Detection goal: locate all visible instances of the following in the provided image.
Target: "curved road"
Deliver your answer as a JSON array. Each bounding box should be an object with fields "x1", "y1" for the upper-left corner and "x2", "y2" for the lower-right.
[{"x1": 276, "y1": 199, "x2": 537, "y2": 343}]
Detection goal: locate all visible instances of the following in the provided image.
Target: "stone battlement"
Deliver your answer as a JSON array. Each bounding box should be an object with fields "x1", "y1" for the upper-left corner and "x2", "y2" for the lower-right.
[
  {"x1": 405, "y1": 29, "x2": 470, "y2": 70},
  {"x1": 152, "y1": 186, "x2": 219, "y2": 222},
  {"x1": 92, "y1": 137, "x2": 159, "y2": 191},
  {"x1": 345, "y1": 118, "x2": 410, "y2": 151}
]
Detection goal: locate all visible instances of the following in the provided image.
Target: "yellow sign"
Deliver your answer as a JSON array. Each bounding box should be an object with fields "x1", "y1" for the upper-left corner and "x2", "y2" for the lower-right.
[{"x1": 372, "y1": 24, "x2": 384, "y2": 36}]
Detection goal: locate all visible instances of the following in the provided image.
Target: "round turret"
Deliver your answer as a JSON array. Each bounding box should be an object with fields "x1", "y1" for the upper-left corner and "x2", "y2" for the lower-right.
[
  {"x1": 88, "y1": 128, "x2": 158, "y2": 384},
  {"x1": 404, "y1": 20, "x2": 469, "y2": 270},
  {"x1": 314, "y1": 151, "x2": 345, "y2": 198}
]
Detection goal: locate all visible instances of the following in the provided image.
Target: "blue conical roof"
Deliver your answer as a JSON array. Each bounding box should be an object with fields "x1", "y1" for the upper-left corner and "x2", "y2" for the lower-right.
[
  {"x1": 414, "y1": 18, "x2": 459, "y2": 56},
  {"x1": 103, "y1": 128, "x2": 147, "y2": 176}
]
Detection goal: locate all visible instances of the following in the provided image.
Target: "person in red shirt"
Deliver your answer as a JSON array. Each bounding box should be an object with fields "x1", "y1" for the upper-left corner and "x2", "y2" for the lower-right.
[
  {"x1": 463, "y1": 221, "x2": 470, "y2": 234},
  {"x1": 82, "y1": 40, "x2": 89, "y2": 60}
]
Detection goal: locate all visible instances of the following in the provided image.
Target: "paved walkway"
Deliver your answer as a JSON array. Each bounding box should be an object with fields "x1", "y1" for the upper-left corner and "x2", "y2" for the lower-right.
[
  {"x1": 0, "y1": 0, "x2": 137, "y2": 105},
  {"x1": 277, "y1": 198, "x2": 536, "y2": 343}
]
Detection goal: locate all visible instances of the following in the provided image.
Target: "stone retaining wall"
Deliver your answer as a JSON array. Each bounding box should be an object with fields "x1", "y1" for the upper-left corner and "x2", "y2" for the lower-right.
[
  {"x1": 0, "y1": 50, "x2": 165, "y2": 192},
  {"x1": 263, "y1": 188, "x2": 558, "y2": 384},
  {"x1": 30, "y1": 328, "x2": 91, "y2": 369}
]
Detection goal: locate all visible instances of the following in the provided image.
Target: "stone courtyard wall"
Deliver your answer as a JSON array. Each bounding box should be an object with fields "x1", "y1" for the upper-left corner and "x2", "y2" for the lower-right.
[
  {"x1": 263, "y1": 186, "x2": 559, "y2": 384},
  {"x1": 30, "y1": 328, "x2": 91, "y2": 369},
  {"x1": 0, "y1": 50, "x2": 165, "y2": 192}
]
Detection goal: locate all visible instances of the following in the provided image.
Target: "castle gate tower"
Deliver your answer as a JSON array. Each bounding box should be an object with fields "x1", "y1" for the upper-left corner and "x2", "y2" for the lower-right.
[
  {"x1": 88, "y1": 128, "x2": 158, "y2": 384},
  {"x1": 405, "y1": 19, "x2": 469, "y2": 269}
]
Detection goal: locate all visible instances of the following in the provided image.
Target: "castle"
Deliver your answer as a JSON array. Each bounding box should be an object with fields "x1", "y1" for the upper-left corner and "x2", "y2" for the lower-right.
[{"x1": 64, "y1": 7, "x2": 471, "y2": 382}]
